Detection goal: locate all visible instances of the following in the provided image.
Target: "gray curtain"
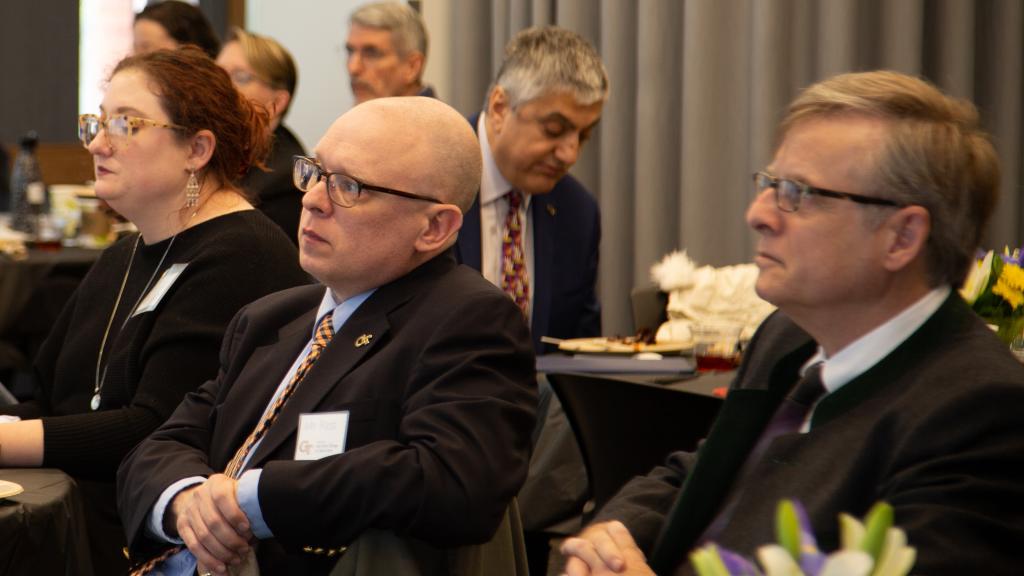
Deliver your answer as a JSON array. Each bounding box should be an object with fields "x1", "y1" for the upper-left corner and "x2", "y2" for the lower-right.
[{"x1": 436, "y1": 0, "x2": 1024, "y2": 336}]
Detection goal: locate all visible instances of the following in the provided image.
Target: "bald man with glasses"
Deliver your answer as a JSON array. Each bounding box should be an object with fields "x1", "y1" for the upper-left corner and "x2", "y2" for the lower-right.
[{"x1": 117, "y1": 97, "x2": 536, "y2": 576}]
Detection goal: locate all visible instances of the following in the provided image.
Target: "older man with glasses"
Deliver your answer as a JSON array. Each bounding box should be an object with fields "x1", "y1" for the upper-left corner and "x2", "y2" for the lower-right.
[
  {"x1": 345, "y1": 2, "x2": 435, "y2": 104},
  {"x1": 116, "y1": 96, "x2": 536, "y2": 576},
  {"x1": 560, "y1": 70, "x2": 1024, "y2": 575}
]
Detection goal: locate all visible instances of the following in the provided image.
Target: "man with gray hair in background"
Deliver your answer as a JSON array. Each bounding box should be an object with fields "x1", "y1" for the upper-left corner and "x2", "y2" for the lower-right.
[
  {"x1": 455, "y1": 26, "x2": 608, "y2": 575},
  {"x1": 345, "y1": 1, "x2": 434, "y2": 103},
  {"x1": 457, "y1": 26, "x2": 607, "y2": 353}
]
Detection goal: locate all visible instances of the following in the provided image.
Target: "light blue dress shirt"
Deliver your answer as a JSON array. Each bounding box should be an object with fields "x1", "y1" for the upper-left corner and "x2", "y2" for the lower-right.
[{"x1": 143, "y1": 287, "x2": 374, "y2": 575}]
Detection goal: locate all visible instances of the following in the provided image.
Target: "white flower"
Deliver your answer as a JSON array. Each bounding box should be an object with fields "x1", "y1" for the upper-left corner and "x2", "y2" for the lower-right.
[{"x1": 960, "y1": 250, "x2": 993, "y2": 305}]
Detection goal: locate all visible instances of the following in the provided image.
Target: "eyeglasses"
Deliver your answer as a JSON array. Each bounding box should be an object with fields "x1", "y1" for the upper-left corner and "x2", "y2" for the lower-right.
[
  {"x1": 226, "y1": 69, "x2": 261, "y2": 86},
  {"x1": 292, "y1": 155, "x2": 442, "y2": 208},
  {"x1": 345, "y1": 44, "x2": 393, "y2": 64},
  {"x1": 752, "y1": 171, "x2": 903, "y2": 213},
  {"x1": 225, "y1": 69, "x2": 282, "y2": 90},
  {"x1": 78, "y1": 114, "x2": 186, "y2": 149}
]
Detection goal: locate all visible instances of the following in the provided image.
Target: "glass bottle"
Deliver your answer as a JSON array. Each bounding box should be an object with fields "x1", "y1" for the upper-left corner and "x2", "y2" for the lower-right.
[{"x1": 9, "y1": 131, "x2": 45, "y2": 234}]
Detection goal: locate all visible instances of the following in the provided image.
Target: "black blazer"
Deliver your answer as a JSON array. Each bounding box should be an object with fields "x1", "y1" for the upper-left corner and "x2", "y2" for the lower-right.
[
  {"x1": 595, "y1": 294, "x2": 1024, "y2": 575},
  {"x1": 457, "y1": 113, "x2": 602, "y2": 353},
  {"x1": 117, "y1": 250, "x2": 538, "y2": 574}
]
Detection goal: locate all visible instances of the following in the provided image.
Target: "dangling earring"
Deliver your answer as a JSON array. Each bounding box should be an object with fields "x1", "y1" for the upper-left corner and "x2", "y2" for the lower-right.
[{"x1": 185, "y1": 170, "x2": 200, "y2": 208}]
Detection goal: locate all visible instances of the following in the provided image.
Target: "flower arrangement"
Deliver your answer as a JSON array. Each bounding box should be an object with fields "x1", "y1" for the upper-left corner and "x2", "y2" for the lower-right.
[
  {"x1": 690, "y1": 500, "x2": 915, "y2": 576},
  {"x1": 960, "y1": 247, "x2": 1024, "y2": 344}
]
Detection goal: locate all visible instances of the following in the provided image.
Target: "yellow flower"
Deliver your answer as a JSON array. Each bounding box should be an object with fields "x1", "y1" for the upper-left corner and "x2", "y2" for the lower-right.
[{"x1": 993, "y1": 262, "x2": 1024, "y2": 311}]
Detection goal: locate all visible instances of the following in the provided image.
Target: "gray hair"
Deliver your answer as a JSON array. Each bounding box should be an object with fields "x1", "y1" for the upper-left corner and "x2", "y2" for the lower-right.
[
  {"x1": 779, "y1": 70, "x2": 1000, "y2": 287},
  {"x1": 491, "y1": 26, "x2": 608, "y2": 108},
  {"x1": 349, "y1": 2, "x2": 428, "y2": 58}
]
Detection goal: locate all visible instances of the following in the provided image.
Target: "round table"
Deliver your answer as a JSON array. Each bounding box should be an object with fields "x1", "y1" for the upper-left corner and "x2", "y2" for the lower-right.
[{"x1": 0, "y1": 468, "x2": 95, "y2": 575}]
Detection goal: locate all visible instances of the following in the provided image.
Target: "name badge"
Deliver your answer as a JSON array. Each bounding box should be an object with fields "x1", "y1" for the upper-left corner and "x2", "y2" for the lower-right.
[
  {"x1": 132, "y1": 262, "x2": 189, "y2": 316},
  {"x1": 295, "y1": 411, "x2": 349, "y2": 460}
]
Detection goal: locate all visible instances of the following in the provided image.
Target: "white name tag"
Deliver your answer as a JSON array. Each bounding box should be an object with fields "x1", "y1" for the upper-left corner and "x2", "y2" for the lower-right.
[
  {"x1": 132, "y1": 262, "x2": 189, "y2": 316},
  {"x1": 295, "y1": 411, "x2": 349, "y2": 460}
]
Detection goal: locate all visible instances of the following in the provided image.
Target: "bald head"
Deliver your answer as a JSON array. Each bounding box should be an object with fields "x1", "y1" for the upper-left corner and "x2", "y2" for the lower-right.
[{"x1": 321, "y1": 97, "x2": 481, "y2": 212}]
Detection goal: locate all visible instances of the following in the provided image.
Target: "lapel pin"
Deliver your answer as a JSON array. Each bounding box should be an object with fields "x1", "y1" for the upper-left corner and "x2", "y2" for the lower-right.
[
  {"x1": 546, "y1": 204, "x2": 557, "y2": 216},
  {"x1": 355, "y1": 334, "x2": 373, "y2": 348}
]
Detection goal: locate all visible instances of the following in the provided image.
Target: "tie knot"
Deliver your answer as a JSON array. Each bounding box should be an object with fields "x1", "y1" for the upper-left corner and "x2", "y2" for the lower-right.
[
  {"x1": 312, "y1": 311, "x2": 335, "y2": 351},
  {"x1": 507, "y1": 190, "x2": 522, "y2": 210},
  {"x1": 788, "y1": 362, "x2": 826, "y2": 407}
]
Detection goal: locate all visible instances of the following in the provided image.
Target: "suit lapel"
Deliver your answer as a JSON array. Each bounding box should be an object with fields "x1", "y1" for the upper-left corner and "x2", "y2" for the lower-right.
[
  {"x1": 458, "y1": 197, "x2": 483, "y2": 270},
  {"x1": 213, "y1": 308, "x2": 317, "y2": 469},
  {"x1": 249, "y1": 312, "x2": 392, "y2": 464},
  {"x1": 650, "y1": 329, "x2": 816, "y2": 572},
  {"x1": 530, "y1": 196, "x2": 555, "y2": 342},
  {"x1": 244, "y1": 252, "x2": 453, "y2": 466}
]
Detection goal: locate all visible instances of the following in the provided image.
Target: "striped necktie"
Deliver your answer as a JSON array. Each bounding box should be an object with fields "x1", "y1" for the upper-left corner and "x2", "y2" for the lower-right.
[
  {"x1": 224, "y1": 311, "x2": 336, "y2": 477},
  {"x1": 500, "y1": 190, "x2": 529, "y2": 316},
  {"x1": 129, "y1": 312, "x2": 336, "y2": 576}
]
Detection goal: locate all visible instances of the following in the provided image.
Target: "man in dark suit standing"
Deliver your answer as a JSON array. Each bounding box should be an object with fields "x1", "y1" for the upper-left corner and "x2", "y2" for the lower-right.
[
  {"x1": 117, "y1": 96, "x2": 537, "y2": 575},
  {"x1": 560, "y1": 71, "x2": 1024, "y2": 575},
  {"x1": 458, "y1": 26, "x2": 607, "y2": 353}
]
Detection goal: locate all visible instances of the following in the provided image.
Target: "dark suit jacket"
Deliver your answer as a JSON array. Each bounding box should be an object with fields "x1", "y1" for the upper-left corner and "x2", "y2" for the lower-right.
[
  {"x1": 595, "y1": 294, "x2": 1024, "y2": 575},
  {"x1": 456, "y1": 113, "x2": 601, "y2": 353},
  {"x1": 242, "y1": 123, "x2": 305, "y2": 243},
  {"x1": 117, "y1": 250, "x2": 537, "y2": 574}
]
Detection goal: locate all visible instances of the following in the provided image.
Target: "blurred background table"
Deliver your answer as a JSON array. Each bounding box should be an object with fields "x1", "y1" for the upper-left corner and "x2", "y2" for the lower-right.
[
  {"x1": 0, "y1": 468, "x2": 94, "y2": 576},
  {"x1": 521, "y1": 357, "x2": 731, "y2": 575},
  {"x1": 1, "y1": 246, "x2": 102, "y2": 394}
]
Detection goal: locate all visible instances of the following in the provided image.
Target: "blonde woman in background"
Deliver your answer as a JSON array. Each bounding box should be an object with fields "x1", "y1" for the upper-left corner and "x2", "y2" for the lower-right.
[{"x1": 217, "y1": 28, "x2": 306, "y2": 242}]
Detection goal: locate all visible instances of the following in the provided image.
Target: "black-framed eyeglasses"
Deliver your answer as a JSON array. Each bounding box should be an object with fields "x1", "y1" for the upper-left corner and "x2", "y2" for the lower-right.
[
  {"x1": 292, "y1": 155, "x2": 442, "y2": 208},
  {"x1": 752, "y1": 171, "x2": 903, "y2": 213}
]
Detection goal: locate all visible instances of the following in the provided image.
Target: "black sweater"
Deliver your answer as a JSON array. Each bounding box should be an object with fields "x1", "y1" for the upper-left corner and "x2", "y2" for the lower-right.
[{"x1": 2, "y1": 210, "x2": 311, "y2": 480}]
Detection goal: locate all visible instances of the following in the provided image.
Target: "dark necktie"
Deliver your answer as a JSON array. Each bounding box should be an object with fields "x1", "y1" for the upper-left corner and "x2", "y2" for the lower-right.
[
  {"x1": 700, "y1": 362, "x2": 826, "y2": 540},
  {"x1": 652, "y1": 363, "x2": 827, "y2": 573}
]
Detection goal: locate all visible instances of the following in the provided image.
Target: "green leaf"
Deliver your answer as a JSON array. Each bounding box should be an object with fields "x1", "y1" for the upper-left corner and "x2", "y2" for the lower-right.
[
  {"x1": 690, "y1": 545, "x2": 731, "y2": 576},
  {"x1": 776, "y1": 499, "x2": 801, "y2": 561},
  {"x1": 860, "y1": 502, "x2": 893, "y2": 562}
]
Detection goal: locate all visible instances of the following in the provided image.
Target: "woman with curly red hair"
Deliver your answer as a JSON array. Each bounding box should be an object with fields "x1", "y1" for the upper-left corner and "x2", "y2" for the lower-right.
[{"x1": 0, "y1": 46, "x2": 309, "y2": 573}]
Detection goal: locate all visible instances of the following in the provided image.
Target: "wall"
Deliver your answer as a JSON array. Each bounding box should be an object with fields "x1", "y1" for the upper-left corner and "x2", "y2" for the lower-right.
[
  {"x1": 245, "y1": 0, "x2": 364, "y2": 150},
  {"x1": 0, "y1": 1, "x2": 79, "y2": 146}
]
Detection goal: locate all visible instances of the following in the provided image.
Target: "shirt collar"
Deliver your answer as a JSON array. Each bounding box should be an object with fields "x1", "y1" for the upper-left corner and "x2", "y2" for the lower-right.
[
  {"x1": 803, "y1": 286, "x2": 951, "y2": 392},
  {"x1": 316, "y1": 287, "x2": 376, "y2": 335},
  {"x1": 478, "y1": 112, "x2": 515, "y2": 206}
]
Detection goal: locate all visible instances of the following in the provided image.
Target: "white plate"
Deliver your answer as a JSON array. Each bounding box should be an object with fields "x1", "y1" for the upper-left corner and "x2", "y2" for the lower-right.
[
  {"x1": 0, "y1": 479, "x2": 25, "y2": 499},
  {"x1": 557, "y1": 337, "x2": 693, "y2": 355}
]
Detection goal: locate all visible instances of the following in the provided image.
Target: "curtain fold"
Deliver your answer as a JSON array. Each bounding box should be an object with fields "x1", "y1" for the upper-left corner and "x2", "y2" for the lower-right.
[{"x1": 431, "y1": 0, "x2": 1024, "y2": 336}]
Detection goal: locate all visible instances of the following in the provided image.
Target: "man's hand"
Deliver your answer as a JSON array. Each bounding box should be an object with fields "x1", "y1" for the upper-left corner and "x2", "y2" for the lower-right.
[
  {"x1": 560, "y1": 521, "x2": 655, "y2": 576},
  {"x1": 170, "y1": 474, "x2": 254, "y2": 574}
]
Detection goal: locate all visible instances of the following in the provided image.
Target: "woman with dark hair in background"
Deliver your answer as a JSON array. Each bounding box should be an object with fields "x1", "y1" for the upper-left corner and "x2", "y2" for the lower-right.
[
  {"x1": 0, "y1": 46, "x2": 309, "y2": 573},
  {"x1": 133, "y1": 0, "x2": 221, "y2": 58},
  {"x1": 217, "y1": 27, "x2": 305, "y2": 241}
]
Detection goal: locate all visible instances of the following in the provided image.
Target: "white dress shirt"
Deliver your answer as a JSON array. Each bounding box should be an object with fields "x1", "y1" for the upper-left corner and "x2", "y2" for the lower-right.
[
  {"x1": 477, "y1": 113, "x2": 535, "y2": 321},
  {"x1": 798, "y1": 286, "x2": 951, "y2": 430}
]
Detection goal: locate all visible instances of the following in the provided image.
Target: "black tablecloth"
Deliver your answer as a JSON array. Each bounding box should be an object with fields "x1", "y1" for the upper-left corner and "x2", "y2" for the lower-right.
[{"x1": 0, "y1": 468, "x2": 94, "y2": 576}]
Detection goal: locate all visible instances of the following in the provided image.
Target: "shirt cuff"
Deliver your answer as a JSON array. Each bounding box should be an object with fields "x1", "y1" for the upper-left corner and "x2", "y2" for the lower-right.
[
  {"x1": 146, "y1": 476, "x2": 206, "y2": 544},
  {"x1": 237, "y1": 469, "x2": 273, "y2": 539}
]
